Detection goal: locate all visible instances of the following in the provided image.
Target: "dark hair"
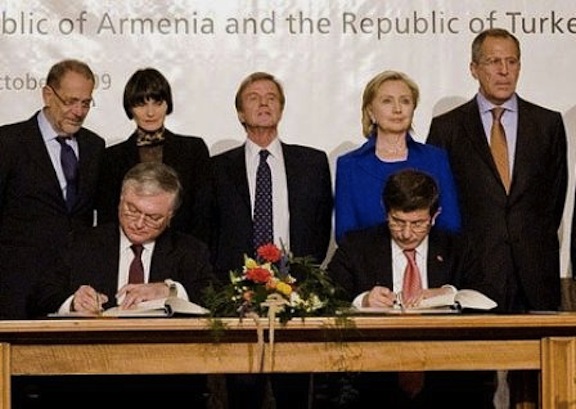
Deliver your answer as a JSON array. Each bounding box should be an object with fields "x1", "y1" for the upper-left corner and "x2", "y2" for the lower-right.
[
  {"x1": 123, "y1": 68, "x2": 173, "y2": 119},
  {"x1": 471, "y1": 28, "x2": 521, "y2": 63},
  {"x1": 234, "y1": 71, "x2": 286, "y2": 113},
  {"x1": 46, "y1": 59, "x2": 95, "y2": 89},
  {"x1": 121, "y1": 162, "x2": 182, "y2": 211},
  {"x1": 382, "y1": 169, "x2": 440, "y2": 216}
]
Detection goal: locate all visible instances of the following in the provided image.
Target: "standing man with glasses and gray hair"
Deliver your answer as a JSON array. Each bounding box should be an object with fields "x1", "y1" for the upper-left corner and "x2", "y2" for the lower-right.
[
  {"x1": 327, "y1": 168, "x2": 495, "y2": 409},
  {"x1": 427, "y1": 27, "x2": 567, "y2": 315},
  {"x1": 0, "y1": 59, "x2": 105, "y2": 320},
  {"x1": 426, "y1": 27, "x2": 568, "y2": 408}
]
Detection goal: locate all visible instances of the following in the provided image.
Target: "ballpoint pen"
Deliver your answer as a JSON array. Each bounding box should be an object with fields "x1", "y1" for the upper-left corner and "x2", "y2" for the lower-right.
[{"x1": 395, "y1": 291, "x2": 405, "y2": 313}]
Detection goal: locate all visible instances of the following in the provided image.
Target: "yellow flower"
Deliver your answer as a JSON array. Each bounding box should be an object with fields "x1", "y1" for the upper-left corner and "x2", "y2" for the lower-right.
[
  {"x1": 244, "y1": 257, "x2": 258, "y2": 269},
  {"x1": 276, "y1": 282, "x2": 292, "y2": 296}
]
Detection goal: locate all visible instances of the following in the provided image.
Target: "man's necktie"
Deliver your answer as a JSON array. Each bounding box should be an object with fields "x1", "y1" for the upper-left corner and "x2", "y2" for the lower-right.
[
  {"x1": 402, "y1": 249, "x2": 422, "y2": 301},
  {"x1": 129, "y1": 244, "x2": 144, "y2": 284},
  {"x1": 490, "y1": 107, "x2": 510, "y2": 193},
  {"x1": 399, "y1": 248, "x2": 425, "y2": 398},
  {"x1": 253, "y1": 149, "x2": 273, "y2": 250},
  {"x1": 56, "y1": 136, "x2": 79, "y2": 211}
]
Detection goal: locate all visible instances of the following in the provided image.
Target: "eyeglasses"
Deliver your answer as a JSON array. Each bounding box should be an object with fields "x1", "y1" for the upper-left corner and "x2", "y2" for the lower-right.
[
  {"x1": 388, "y1": 217, "x2": 432, "y2": 233},
  {"x1": 48, "y1": 85, "x2": 93, "y2": 110},
  {"x1": 121, "y1": 202, "x2": 167, "y2": 229}
]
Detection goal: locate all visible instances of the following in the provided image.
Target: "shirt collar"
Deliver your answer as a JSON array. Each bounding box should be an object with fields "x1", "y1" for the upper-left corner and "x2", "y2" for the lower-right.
[
  {"x1": 37, "y1": 109, "x2": 59, "y2": 143},
  {"x1": 119, "y1": 227, "x2": 154, "y2": 253},
  {"x1": 476, "y1": 92, "x2": 518, "y2": 114},
  {"x1": 246, "y1": 137, "x2": 282, "y2": 160},
  {"x1": 392, "y1": 235, "x2": 429, "y2": 258}
]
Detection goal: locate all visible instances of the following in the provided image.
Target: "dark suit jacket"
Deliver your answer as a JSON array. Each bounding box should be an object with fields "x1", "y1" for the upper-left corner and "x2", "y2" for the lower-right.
[
  {"x1": 209, "y1": 142, "x2": 333, "y2": 279},
  {"x1": 0, "y1": 111, "x2": 105, "y2": 319},
  {"x1": 427, "y1": 96, "x2": 567, "y2": 311},
  {"x1": 96, "y1": 129, "x2": 212, "y2": 243},
  {"x1": 29, "y1": 223, "x2": 214, "y2": 317},
  {"x1": 327, "y1": 224, "x2": 491, "y2": 301}
]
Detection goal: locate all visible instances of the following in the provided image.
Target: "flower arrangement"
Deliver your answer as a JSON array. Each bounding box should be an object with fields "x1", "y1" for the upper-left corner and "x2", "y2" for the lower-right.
[{"x1": 204, "y1": 243, "x2": 349, "y2": 323}]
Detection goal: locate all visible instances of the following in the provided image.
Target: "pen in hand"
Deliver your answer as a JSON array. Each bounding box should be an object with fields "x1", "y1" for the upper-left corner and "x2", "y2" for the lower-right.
[
  {"x1": 395, "y1": 291, "x2": 405, "y2": 312},
  {"x1": 95, "y1": 293, "x2": 102, "y2": 315},
  {"x1": 93, "y1": 291, "x2": 108, "y2": 315}
]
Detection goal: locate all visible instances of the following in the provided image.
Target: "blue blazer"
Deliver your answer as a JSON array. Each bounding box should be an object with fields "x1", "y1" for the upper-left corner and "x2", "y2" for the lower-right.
[{"x1": 334, "y1": 134, "x2": 461, "y2": 244}]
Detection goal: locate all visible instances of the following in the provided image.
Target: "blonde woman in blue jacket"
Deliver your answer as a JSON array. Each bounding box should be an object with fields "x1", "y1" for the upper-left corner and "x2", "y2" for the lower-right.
[{"x1": 335, "y1": 70, "x2": 461, "y2": 244}]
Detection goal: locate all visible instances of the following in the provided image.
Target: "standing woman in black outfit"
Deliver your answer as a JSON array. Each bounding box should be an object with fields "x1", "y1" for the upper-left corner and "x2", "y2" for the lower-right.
[{"x1": 96, "y1": 67, "x2": 212, "y2": 243}]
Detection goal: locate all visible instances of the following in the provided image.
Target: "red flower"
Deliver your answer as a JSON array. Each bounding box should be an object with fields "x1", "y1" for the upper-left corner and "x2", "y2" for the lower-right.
[
  {"x1": 257, "y1": 243, "x2": 282, "y2": 263},
  {"x1": 246, "y1": 266, "x2": 272, "y2": 284}
]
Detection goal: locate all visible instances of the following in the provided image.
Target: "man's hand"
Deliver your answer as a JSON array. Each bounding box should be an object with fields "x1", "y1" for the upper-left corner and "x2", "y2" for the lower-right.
[
  {"x1": 72, "y1": 285, "x2": 108, "y2": 314},
  {"x1": 363, "y1": 285, "x2": 397, "y2": 308},
  {"x1": 115, "y1": 282, "x2": 170, "y2": 309}
]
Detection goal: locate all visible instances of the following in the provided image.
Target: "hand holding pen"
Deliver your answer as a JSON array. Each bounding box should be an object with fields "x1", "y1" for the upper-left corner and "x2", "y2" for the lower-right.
[
  {"x1": 72, "y1": 285, "x2": 108, "y2": 314},
  {"x1": 362, "y1": 285, "x2": 398, "y2": 308}
]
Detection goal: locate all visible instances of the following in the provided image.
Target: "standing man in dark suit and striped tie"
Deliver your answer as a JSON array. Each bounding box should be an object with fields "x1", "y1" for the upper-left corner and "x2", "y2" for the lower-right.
[
  {"x1": 209, "y1": 71, "x2": 333, "y2": 409},
  {"x1": 0, "y1": 59, "x2": 106, "y2": 320}
]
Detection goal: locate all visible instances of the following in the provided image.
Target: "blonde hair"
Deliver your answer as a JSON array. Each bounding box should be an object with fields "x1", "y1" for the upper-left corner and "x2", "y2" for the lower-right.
[{"x1": 361, "y1": 70, "x2": 419, "y2": 137}]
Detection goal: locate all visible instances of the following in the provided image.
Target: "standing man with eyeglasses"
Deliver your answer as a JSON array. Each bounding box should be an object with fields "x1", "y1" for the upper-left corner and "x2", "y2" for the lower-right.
[
  {"x1": 0, "y1": 59, "x2": 106, "y2": 320},
  {"x1": 327, "y1": 168, "x2": 494, "y2": 409},
  {"x1": 427, "y1": 28, "x2": 567, "y2": 314},
  {"x1": 426, "y1": 28, "x2": 568, "y2": 408}
]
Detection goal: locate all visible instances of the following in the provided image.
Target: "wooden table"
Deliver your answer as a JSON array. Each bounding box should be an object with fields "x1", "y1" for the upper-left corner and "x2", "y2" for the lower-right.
[{"x1": 1, "y1": 313, "x2": 576, "y2": 408}]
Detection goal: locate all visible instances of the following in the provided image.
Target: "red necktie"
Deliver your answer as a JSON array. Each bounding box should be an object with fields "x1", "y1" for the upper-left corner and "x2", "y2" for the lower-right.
[
  {"x1": 399, "y1": 248, "x2": 425, "y2": 398},
  {"x1": 129, "y1": 244, "x2": 144, "y2": 284},
  {"x1": 402, "y1": 249, "x2": 422, "y2": 301}
]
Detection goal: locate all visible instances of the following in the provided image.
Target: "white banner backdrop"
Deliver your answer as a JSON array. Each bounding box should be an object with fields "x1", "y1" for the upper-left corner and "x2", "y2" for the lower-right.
[{"x1": 1, "y1": 0, "x2": 575, "y2": 275}]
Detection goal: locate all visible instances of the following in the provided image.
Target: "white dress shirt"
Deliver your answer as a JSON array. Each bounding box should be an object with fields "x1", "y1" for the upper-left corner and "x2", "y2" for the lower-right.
[
  {"x1": 57, "y1": 228, "x2": 188, "y2": 313},
  {"x1": 352, "y1": 237, "x2": 430, "y2": 308}
]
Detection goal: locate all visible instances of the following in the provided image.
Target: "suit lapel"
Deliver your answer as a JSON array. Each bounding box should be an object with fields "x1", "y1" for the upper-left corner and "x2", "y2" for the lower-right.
[
  {"x1": 426, "y1": 231, "x2": 450, "y2": 288},
  {"x1": 149, "y1": 231, "x2": 173, "y2": 282},
  {"x1": 158, "y1": 130, "x2": 177, "y2": 164},
  {"x1": 99, "y1": 225, "x2": 123, "y2": 301},
  {"x1": 229, "y1": 146, "x2": 251, "y2": 209},
  {"x1": 509, "y1": 98, "x2": 536, "y2": 198},
  {"x1": 462, "y1": 100, "x2": 496, "y2": 167},
  {"x1": 23, "y1": 115, "x2": 68, "y2": 206},
  {"x1": 462, "y1": 100, "x2": 510, "y2": 192}
]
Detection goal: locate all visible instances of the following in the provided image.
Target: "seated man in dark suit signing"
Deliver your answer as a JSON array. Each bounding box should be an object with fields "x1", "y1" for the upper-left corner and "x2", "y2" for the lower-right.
[
  {"x1": 326, "y1": 168, "x2": 495, "y2": 409},
  {"x1": 24, "y1": 162, "x2": 214, "y2": 408},
  {"x1": 31, "y1": 161, "x2": 213, "y2": 315}
]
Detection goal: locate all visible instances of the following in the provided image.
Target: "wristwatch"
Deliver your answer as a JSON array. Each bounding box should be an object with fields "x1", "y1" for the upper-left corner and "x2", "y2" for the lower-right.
[{"x1": 164, "y1": 279, "x2": 178, "y2": 298}]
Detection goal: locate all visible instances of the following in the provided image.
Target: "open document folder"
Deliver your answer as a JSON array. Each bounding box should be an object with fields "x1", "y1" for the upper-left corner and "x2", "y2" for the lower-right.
[
  {"x1": 48, "y1": 297, "x2": 210, "y2": 318},
  {"x1": 350, "y1": 289, "x2": 497, "y2": 314}
]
